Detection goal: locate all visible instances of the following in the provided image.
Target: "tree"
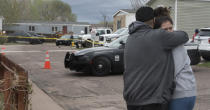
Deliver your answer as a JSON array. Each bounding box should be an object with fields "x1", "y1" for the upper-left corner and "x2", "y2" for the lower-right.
[
  {"x1": 0, "y1": 0, "x2": 22, "y2": 23},
  {"x1": 40, "y1": 0, "x2": 76, "y2": 22},
  {"x1": 0, "y1": 0, "x2": 77, "y2": 23}
]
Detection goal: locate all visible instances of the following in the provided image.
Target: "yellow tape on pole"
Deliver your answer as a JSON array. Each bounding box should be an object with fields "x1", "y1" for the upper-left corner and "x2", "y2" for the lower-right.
[{"x1": 86, "y1": 40, "x2": 104, "y2": 45}]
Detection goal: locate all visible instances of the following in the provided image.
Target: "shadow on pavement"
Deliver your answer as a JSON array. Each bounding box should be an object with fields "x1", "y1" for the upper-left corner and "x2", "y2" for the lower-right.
[{"x1": 65, "y1": 71, "x2": 123, "y2": 77}]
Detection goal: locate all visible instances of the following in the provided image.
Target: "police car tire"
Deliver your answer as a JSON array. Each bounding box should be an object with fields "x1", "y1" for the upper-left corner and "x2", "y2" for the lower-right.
[
  {"x1": 202, "y1": 56, "x2": 210, "y2": 61},
  {"x1": 92, "y1": 57, "x2": 111, "y2": 76},
  {"x1": 189, "y1": 51, "x2": 201, "y2": 65},
  {"x1": 190, "y1": 56, "x2": 201, "y2": 65},
  {"x1": 85, "y1": 41, "x2": 92, "y2": 48}
]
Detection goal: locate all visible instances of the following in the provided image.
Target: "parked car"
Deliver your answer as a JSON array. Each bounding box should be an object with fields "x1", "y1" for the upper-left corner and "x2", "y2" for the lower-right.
[
  {"x1": 56, "y1": 34, "x2": 80, "y2": 46},
  {"x1": 99, "y1": 28, "x2": 128, "y2": 44},
  {"x1": 194, "y1": 28, "x2": 210, "y2": 61},
  {"x1": 7, "y1": 31, "x2": 43, "y2": 44},
  {"x1": 28, "y1": 32, "x2": 46, "y2": 43},
  {"x1": 80, "y1": 28, "x2": 112, "y2": 41},
  {"x1": 64, "y1": 35, "x2": 201, "y2": 76},
  {"x1": 77, "y1": 28, "x2": 112, "y2": 48}
]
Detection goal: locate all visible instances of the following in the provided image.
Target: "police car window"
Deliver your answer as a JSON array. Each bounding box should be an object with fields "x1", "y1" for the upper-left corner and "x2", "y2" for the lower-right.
[
  {"x1": 97, "y1": 30, "x2": 105, "y2": 35},
  {"x1": 114, "y1": 28, "x2": 125, "y2": 34},
  {"x1": 198, "y1": 30, "x2": 210, "y2": 36},
  {"x1": 107, "y1": 35, "x2": 128, "y2": 48},
  {"x1": 121, "y1": 29, "x2": 129, "y2": 35},
  {"x1": 61, "y1": 35, "x2": 70, "y2": 39},
  {"x1": 73, "y1": 36, "x2": 79, "y2": 39}
]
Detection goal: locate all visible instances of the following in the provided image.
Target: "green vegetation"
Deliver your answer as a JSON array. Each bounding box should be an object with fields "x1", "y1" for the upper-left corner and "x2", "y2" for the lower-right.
[
  {"x1": 198, "y1": 62, "x2": 210, "y2": 68},
  {"x1": 0, "y1": 0, "x2": 77, "y2": 23},
  {"x1": 0, "y1": 37, "x2": 8, "y2": 44}
]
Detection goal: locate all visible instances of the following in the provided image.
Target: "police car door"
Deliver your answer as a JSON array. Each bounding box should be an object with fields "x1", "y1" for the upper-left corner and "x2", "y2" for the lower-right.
[{"x1": 112, "y1": 43, "x2": 125, "y2": 73}]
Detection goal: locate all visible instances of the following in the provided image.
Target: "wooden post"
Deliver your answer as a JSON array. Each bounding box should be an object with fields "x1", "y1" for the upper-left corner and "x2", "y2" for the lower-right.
[
  {"x1": 17, "y1": 71, "x2": 28, "y2": 110},
  {"x1": 4, "y1": 71, "x2": 12, "y2": 110},
  {"x1": 1, "y1": 53, "x2": 28, "y2": 110}
]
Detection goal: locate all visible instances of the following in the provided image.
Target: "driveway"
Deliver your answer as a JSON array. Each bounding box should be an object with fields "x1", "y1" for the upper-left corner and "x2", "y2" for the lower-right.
[{"x1": 1, "y1": 44, "x2": 210, "y2": 110}]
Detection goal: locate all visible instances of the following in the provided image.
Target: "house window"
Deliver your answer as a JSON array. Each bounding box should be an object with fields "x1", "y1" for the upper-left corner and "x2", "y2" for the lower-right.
[
  {"x1": 29, "y1": 26, "x2": 35, "y2": 32},
  {"x1": 117, "y1": 20, "x2": 121, "y2": 29},
  {"x1": 52, "y1": 26, "x2": 58, "y2": 32}
]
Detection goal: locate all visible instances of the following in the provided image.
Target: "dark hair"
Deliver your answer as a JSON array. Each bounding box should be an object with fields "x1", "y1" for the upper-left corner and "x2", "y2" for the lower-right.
[
  {"x1": 195, "y1": 29, "x2": 199, "y2": 33},
  {"x1": 154, "y1": 6, "x2": 171, "y2": 17},
  {"x1": 154, "y1": 16, "x2": 173, "y2": 29},
  {"x1": 154, "y1": 6, "x2": 173, "y2": 29},
  {"x1": 136, "y1": 6, "x2": 154, "y2": 22}
]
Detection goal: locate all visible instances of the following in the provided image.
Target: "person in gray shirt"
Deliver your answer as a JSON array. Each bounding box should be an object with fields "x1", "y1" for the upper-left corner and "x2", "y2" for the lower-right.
[
  {"x1": 154, "y1": 7, "x2": 196, "y2": 110},
  {"x1": 124, "y1": 7, "x2": 189, "y2": 110}
]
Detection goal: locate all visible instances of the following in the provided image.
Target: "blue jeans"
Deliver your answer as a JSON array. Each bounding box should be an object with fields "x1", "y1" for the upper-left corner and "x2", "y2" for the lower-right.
[{"x1": 169, "y1": 96, "x2": 196, "y2": 110}]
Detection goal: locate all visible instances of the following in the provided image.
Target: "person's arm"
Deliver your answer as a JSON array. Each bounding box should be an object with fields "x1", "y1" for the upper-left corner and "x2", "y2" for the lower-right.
[{"x1": 160, "y1": 29, "x2": 189, "y2": 50}]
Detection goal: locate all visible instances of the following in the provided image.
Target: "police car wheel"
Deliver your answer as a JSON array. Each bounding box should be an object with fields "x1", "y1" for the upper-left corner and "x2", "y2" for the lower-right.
[
  {"x1": 92, "y1": 57, "x2": 111, "y2": 76},
  {"x1": 189, "y1": 51, "x2": 201, "y2": 65},
  {"x1": 202, "y1": 55, "x2": 210, "y2": 61}
]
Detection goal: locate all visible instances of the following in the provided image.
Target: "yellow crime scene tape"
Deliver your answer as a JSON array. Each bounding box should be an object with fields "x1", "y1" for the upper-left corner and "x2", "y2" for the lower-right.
[
  {"x1": 0, "y1": 36, "x2": 57, "y2": 40},
  {"x1": 0, "y1": 36, "x2": 104, "y2": 45},
  {"x1": 86, "y1": 40, "x2": 104, "y2": 45}
]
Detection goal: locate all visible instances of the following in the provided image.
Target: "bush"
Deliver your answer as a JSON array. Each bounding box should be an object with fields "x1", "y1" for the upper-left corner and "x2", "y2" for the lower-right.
[{"x1": 0, "y1": 37, "x2": 8, "y2": 44}]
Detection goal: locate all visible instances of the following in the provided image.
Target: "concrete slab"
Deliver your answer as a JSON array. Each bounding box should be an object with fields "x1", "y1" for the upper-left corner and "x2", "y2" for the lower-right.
[{"x1": 30, "y1": 81, "x2": 64, "y2": 110}]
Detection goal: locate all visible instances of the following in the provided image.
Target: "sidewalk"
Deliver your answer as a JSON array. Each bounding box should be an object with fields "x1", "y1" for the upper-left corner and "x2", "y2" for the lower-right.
[{"x1": 31, "y1": 81, "x2": 64, "y2": 110}]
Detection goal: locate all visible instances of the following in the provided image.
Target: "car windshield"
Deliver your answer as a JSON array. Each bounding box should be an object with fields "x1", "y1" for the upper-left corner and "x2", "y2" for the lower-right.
[
  {"x1": 73, "y1": 35, "x2": 79, "y2": 39},
  {"x1": 107, "y1": 35, "x2": 128, "y2": 48},
  {"x1": 61, "y1": 35, "x2": 70, "y2": 39},
  {"x1": 198, "y1": 30, "x2": 210, "y2": 36},
  {"x1": 96, "y1": 30, "x2": 106, "y2": 35},
  {"x1": 120, "y1": 29, "x2": 129, "y2": 35},
  {"x1": 28, "y1": 32, "x2": 38, "y2": 36},
  {"x1": 114, "y1": 28, "x2": 126, "y2": 34}
]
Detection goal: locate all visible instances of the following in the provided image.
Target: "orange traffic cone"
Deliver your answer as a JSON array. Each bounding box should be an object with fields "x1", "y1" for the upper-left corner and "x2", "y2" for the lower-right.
[
  {"x1": 1, "y1": 47, "x2": 5, "y2": 55},
  {"x1": 44, "y1": 51, "x2": 51, "y2": 69}
]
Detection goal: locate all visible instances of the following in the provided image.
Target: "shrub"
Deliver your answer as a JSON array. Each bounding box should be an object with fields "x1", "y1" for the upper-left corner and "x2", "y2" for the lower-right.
[{"x1": 0, "y1": 37, "x2": 8, "y2": 44}]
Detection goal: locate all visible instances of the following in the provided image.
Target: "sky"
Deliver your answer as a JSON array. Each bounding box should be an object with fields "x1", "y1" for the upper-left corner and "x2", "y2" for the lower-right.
[{"x1": 62, "y1": 0, "x2": 131, "y2": 23}]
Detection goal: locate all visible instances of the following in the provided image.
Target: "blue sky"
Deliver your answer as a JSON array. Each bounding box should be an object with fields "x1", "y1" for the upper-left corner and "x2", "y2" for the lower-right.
[{"x1": 62, "y1": 0, "x2": 131, "y2": 23}]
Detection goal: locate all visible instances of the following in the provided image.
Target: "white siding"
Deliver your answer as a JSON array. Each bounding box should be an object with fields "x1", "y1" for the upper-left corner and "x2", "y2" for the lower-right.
[
  {"x1": 125, "y1": 13, "x2": 136, "y2": 27},
  {"x1": 177, "y1": 0, "x2": 210, "y2": 37},
  {"x1": 149, "y1": 0, "x2": 210, "y2": 37}
]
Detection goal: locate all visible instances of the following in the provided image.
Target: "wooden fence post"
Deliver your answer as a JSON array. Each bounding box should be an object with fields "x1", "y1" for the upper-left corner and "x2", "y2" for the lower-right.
[
  {"x1": 4, "y1": 71, "x2": 12, "y2": 110},
  {"x1": 17, "y1": 71, "x2": 28, "y2": 110}
]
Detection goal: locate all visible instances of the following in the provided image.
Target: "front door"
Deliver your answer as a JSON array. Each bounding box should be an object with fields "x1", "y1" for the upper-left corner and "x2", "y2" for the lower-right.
[{"x1": 62, "y1": 26, "x2": 67, "y2": 34}]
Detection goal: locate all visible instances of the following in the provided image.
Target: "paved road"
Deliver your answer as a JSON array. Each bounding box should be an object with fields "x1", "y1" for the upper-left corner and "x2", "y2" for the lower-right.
[{"x1": 1, "y1": 44, "x2": 210, "y2": 110}]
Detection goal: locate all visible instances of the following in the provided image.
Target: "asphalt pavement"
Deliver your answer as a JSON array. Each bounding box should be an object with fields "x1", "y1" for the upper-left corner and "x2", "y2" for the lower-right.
[{"x1": 1, "y1": 43, "x2": 210, "y2": 110}]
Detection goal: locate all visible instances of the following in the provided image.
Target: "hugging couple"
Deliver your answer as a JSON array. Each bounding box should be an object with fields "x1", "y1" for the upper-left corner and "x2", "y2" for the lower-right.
[{"x1": 123, "y1": 6, "x2": 196, "y2": 110}]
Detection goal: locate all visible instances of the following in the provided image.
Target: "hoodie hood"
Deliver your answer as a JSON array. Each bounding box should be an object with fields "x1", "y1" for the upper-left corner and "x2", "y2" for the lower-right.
[{"x1": 129, "y1": 21, "x2": 152, "y2": 34}]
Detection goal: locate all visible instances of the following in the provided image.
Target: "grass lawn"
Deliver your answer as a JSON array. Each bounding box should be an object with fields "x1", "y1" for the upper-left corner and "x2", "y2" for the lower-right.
[{"x1": 198, "y1": 61, "x2": 210, "y2": 68}]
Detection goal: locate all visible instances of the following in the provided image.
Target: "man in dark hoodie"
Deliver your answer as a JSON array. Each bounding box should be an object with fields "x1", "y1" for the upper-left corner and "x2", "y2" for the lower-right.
[{"x1": 124, "y1": 7, "x2": 189, "y2": 110}]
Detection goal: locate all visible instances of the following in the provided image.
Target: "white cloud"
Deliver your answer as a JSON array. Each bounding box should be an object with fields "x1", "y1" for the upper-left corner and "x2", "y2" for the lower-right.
[{"x1": 62, "y1": 0, "x2": 131, "y2": 23}]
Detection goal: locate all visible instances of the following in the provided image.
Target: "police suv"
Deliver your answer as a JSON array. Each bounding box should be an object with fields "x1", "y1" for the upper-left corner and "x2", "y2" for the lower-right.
[{"x1": 65, "y1": 35, "x2": 200, "y2": 76}]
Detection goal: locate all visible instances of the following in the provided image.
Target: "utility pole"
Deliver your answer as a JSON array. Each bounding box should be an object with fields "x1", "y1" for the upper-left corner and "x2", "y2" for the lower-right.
[{"x1": 174, "y1": 0, "x2": 178, "y2": 30}]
